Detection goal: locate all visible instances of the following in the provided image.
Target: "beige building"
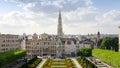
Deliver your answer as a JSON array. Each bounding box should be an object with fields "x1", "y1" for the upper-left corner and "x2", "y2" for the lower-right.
[
  {"x1": 26, "y1": 33, "x2": 59, "y2": 58},
  {"x1": 0, "y1": 34, "x2": 21, "y2": 52}
]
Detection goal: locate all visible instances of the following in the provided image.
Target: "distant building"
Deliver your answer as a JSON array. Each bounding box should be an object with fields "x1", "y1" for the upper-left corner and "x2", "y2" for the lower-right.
[
  {"x1": 26, "y1": 33, "x2": 58, "y2": 58},
  {"x1": 0, "y1": 34, "x2": 21, "y2": 52}
]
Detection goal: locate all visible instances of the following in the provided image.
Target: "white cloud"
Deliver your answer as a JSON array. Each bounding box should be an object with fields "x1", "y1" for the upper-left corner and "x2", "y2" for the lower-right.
[
  {"x1": 95, "y1": 10, "x2": 120, "y2": 34},
  {"x1": 63, "y1": 6, "x2": 97, "y2": 23},
  {"x1": 1, "y1": 0, "x2": 119, "y2": 35},
  {"x1": 5, "y1": 0, "x2": 92, "y2": 13}
]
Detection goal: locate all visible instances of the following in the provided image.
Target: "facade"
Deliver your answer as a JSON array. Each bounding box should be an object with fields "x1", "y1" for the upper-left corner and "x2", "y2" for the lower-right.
[
  {"x1": 26, "y1": 33, "x2": 58, "y2": 58},
  {"x1": 60, "y1": 38, "x2": 79, "y2": 57},
  {"x1": 25, "y1": 33, "x2": 94, "y2": 58},
  {"x1": 0, "y1": 34, "x2": 21, "y2": 52}
]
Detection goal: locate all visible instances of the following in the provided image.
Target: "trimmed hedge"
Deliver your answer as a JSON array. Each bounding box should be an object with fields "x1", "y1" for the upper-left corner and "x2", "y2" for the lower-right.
[
  {"x1": 0, "y1": 50, "x2": 26, "y2": 67},
  {"x1": 77, "y1": 57, "x2": 97, "y2": 68},
  {"x1": 92, "y1": 49, "x2": 120, "y2": 68},
  {"x1": 20, "y1": 56, "x2": 42, "y2": 68}
]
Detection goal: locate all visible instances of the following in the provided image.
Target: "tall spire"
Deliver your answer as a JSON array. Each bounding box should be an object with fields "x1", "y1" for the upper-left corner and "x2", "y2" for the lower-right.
[{"x1": 57, "y1": 10, "x2": 63, "y2": 37}]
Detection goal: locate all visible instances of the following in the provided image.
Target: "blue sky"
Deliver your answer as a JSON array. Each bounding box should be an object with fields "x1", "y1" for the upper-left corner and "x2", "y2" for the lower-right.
[
  {"x1": 93, "y1": 0, "x2": 120, "y2": 11},
  {"x1": 0, "y1": 0, "x2": 120, "y2": 35}
]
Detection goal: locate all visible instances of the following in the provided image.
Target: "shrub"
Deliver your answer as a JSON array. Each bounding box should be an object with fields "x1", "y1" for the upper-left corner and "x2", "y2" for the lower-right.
[
  {"x1": 77, "y1": 57, "x2": 97, "y2": 68},
  {"x1": 20, "y1": 56, "x2": 42, "y2": 68},
  {"x1": 77, "y1": 48, "x2": 92, "y2": 57}
]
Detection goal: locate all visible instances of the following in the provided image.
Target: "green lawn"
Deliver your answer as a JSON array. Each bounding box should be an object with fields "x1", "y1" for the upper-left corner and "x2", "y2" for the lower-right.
[
  {"x1": 0, "y1": 50, "x2": 26, "y2": 67},
  {"x1": 92, "y1": 49, "x2": 120, "y2": 68}
]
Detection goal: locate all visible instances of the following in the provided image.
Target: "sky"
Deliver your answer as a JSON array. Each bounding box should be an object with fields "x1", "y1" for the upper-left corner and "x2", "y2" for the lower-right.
[{"x1": 0, "y1": 0, "x2": 120, "y2": 35}]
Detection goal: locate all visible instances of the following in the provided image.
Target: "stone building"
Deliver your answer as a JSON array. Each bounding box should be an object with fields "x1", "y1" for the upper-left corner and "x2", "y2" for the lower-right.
[
  {"x1": 0, "y1": 34, "x2": 21, "y2": 52},
  {"x1": 26, "y1": 33, "x2": 58, "y2": 58}
]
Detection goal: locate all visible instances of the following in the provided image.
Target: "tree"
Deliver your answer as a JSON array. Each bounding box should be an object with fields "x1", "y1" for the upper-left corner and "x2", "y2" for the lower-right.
[
  {"x1": 100, "y1": 37, "x2": 118, "y2": 52},
  {"x1": 77, "y1": 48, "x2": 92, "y2": 57}
]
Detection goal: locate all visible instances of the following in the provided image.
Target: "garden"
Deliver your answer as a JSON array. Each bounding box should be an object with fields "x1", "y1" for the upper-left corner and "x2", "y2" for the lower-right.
[{"x1": 42, "y1": 58, "x2": 76, "y2": 68}]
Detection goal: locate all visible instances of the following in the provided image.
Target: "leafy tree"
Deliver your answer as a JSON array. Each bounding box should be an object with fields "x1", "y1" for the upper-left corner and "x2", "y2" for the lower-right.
[
  {"x1": 77, "y1": 48, "x2": 92, "y2": 57},
  {"x1": 100, "y1": 37, "x2": 118, "y2": 51}
]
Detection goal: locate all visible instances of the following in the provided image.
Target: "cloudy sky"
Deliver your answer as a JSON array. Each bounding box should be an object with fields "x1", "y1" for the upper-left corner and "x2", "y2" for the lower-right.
[{"x1": 0, "y1": 0, "x2": 120, "y2": 35}]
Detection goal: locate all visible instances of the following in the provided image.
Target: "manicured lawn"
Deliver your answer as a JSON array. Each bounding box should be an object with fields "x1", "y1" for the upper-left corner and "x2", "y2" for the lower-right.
[
  {"x1": 42, "y1": 58, "x2": 76, "y2": 68},
  {"x1": 92, "y1": 49, "x2": 120, "y2": 68}
]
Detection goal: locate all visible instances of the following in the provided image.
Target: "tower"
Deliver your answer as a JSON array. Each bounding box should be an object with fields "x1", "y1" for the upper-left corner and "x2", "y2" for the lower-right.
[
  {"x1": 97, "y1": 31, "x2": 100, "y2": 41},
  {"x1": 57, "y1": 10, "x2": 63, "y2": 37}
]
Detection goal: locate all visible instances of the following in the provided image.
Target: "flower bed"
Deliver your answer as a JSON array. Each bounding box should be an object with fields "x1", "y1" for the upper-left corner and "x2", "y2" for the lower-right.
[{"x1": 42, "y1": 58, "x2": 76, "y2": 68}]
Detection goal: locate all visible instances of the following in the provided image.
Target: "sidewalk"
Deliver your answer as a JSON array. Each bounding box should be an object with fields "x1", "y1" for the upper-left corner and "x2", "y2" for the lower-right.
[
  {"x1": 71, "y1": 58, "x2": 82, "y2": 68},
  {"x1": 36, "y1": 59, "x2": 47, "y2": 68}
]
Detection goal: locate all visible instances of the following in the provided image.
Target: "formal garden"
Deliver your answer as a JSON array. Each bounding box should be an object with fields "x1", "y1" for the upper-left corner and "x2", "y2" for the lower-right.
[{"x1": 42, "y1": 58, "x2": 76, "y2": 68}]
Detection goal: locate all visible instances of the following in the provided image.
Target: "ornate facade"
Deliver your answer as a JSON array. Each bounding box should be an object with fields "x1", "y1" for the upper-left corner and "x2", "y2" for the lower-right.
[{"x1": 26, "y1": 33, "x2": 59, "y2": 58}]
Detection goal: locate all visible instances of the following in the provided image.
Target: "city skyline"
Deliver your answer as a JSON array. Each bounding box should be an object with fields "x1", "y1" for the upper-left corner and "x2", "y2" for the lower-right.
[{"x1": 0, "y1": 0, "x2": 120, "y2": 35}]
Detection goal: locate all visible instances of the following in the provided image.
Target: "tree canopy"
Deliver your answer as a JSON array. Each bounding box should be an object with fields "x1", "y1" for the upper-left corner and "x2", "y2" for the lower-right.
[
  {"x1": 77, "y1": 48, "x2": 92, "y2": 57},
  {"x1": 100, "y1": 37, "x2": 118, "y2": 51}
]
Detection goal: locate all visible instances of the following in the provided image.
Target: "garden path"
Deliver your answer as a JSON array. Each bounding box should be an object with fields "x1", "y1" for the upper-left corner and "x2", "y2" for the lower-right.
[
  {"x1": 36, "y1": 59, "x2": 47, "y2": 68},
  {"x1": 71, "y1": 58, "x2": 82, "y2": 68}
]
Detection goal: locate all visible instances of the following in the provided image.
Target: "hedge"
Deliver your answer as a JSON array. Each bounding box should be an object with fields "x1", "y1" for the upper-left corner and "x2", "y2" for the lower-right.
[
  {"x1": 92, "y1": 49, "x2": 120, "y2": 68},
  {"x1": 77, "y1": 57, "x2": 97, "y2": 68},
  {"x1": 20, "y1": 56, "x2": 42, "y2": 68},
  {"x1": 0, "y1": 50, "x2": 26, "y2": 67}
]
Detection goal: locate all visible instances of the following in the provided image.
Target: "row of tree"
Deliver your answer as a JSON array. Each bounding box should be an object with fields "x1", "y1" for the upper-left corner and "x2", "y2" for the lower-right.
[{"x1": 100, "y1": 37, "x2": 118, "y2": 52}]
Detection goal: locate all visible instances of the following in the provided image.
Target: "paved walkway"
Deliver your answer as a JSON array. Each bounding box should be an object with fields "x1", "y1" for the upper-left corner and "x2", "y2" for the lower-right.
[
  {"x1": 36, "y1": 59, "x2": 47, "y2": 68},
  {"x1": 71, "y1": 58, "x2": 82, "y2": 68}
]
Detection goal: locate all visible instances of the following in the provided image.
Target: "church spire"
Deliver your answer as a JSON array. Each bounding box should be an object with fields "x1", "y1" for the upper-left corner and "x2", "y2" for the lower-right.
[{"x1": 57, "y1": 10, "x2": 63, "y2": 37}]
